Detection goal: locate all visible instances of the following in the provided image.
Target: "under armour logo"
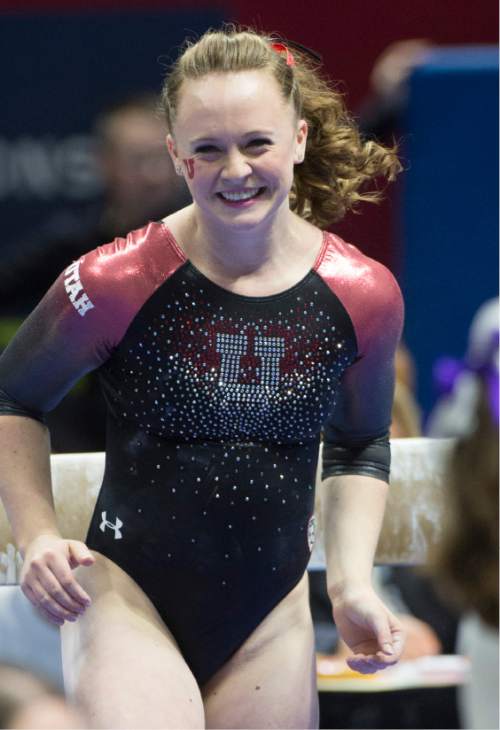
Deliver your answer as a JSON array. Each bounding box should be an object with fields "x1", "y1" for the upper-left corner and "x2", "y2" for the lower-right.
[
  {"x1": 216, "y1": 333, "x2": 285, "y2": 402},
  {"x1": 99, "y1": 511, "x2": 123, "y2": 540}
]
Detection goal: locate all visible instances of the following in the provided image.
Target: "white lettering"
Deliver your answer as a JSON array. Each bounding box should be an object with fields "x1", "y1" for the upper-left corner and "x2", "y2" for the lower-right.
[
  {"x1": 64, "y1": 259, "x2": 94, "y2": 317},
  {"x1": 64, "y1": 260, "x2": 80, "y2": 279},
  {"x1": 0, "y1": 135, "x2": 102, "y2": 201},
  {"x1": 74, "y1": 293, "x2": 94, "y2": 317},
  {"x1": 64, "y1": 279, "x2": 83, "y2": 303}
]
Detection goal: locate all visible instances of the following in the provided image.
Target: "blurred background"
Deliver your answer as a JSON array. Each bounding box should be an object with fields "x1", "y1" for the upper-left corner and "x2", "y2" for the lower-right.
[{"x1": 0, "y1": 2, "x2": 497, "y2": 729}]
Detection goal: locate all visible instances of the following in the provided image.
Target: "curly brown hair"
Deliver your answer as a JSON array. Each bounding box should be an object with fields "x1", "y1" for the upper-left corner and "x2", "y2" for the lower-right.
[
  {"x1": 429, "y1": 384, "x2": 499, "y2": 629},
  {"x1": 160, "y1": 26, "x2": 402, "y2": 229}
]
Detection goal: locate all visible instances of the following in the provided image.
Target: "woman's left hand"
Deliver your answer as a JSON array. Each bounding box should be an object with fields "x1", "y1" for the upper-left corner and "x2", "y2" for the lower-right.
[{"x1": 330, "y1": 584, "x2": 405, "y2": 674}]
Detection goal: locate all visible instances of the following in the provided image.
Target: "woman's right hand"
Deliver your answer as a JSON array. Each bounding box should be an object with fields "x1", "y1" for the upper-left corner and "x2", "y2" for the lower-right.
[{"x1": 20, "y1": 534, "x2": 95, "y2": 626}]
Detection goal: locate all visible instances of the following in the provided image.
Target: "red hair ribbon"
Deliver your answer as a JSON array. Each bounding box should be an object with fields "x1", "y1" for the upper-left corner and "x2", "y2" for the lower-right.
[{"x1": 270, "y1": 42, "x2": 295, "y2": 67}]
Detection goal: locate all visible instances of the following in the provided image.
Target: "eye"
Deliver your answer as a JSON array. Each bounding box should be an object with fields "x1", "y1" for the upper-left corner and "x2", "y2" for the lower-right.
[
  {"x1": 247, "y1": 138, "x2": 272, "y2": 148},
  {"x1": 194, "y1": 144, "x2": 219, "y2": 154}
]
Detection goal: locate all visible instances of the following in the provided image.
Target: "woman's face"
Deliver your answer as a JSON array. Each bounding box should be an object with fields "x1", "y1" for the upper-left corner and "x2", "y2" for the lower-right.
[{"x1": 167, "y1": 69, "x2": 307, "y2": 232}]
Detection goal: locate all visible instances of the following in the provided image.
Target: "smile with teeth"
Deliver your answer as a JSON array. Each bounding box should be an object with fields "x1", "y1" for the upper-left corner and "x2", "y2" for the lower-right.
[{"x1": 218, "y1": 187, "x2": 264, "y2": 201}]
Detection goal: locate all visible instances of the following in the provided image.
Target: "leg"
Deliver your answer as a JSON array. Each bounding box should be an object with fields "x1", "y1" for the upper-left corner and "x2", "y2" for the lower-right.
[
  {"x1": 60, "y1": 551, "x2": 205, "y2": 730},
  {"x1": 202, "y1": 573, "x2": 319, "y2": 730}
]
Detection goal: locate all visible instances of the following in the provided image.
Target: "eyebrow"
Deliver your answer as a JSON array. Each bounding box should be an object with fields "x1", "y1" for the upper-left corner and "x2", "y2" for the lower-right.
[{"x1": 190, "y1": 130, "x2": 275, "y2": 145}]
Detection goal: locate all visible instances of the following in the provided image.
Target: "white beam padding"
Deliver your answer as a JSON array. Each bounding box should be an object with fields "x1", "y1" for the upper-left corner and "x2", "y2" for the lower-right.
[{"x1": 0, "y1": 438, "x2": 455, "y2": 584}]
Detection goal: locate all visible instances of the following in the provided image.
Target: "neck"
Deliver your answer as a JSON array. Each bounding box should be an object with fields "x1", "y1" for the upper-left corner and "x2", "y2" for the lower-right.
[{"x1": 186, "y1": 202, "x2": 300, "y2": 278}]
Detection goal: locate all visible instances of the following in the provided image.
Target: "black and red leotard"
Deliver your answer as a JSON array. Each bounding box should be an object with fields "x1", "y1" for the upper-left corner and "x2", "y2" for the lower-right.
[{"x1": 0, "y1": 221, "x2": 403, "y2": 684}]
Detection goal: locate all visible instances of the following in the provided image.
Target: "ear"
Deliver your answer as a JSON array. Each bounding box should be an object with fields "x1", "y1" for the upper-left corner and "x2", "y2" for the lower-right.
[
  {"x1": 166, "y1": 134, "x2": 183, "y2": 176},
  {"x1": 293, "y1": 119, "x2": 308, "y2": 164}
]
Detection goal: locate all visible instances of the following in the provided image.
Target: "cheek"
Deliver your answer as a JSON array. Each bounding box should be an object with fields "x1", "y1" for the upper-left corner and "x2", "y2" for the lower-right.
[
  {"x1": 263, "y1": 153, "x2": 296, "y2": 192},
  {"x1": 267, "y1": 148, "x2": 296, "y2": 179},
  {"x1": 182, "y1": 157, "x2": 196, "y2": 179}
]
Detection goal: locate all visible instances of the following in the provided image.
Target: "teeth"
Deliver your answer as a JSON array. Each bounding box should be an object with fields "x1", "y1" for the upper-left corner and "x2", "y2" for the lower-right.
[{"x1": 220, "y1": 188, "x2": 260, "y2": 201}]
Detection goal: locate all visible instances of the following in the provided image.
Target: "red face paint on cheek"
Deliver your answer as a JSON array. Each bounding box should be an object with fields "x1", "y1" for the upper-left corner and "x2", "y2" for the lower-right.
[{"x1": 182, "y1": 158, "x2": 195, "y2": 179}]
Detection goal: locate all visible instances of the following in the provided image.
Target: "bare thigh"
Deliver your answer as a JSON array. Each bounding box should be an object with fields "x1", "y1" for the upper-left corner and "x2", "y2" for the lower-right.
[
  {"x1": 61, "y1": 551, "x2": 204, "y2": 730},
  {"x1": 202, "y1": 573, "x2": 319, "y2": 730}
]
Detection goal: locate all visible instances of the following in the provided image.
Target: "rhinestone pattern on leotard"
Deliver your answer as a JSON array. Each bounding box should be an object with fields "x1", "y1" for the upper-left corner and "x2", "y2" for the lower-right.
[{"x1": 101, "y1": 262, "x2": 356, "y2": 445}]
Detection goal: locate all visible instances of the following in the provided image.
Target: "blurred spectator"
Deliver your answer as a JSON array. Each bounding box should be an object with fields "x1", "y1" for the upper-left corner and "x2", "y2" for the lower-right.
[
  {"x1": 357, "y1": 38, "x2": 433, "y2": 142},
  {"x1": 0, "y1": 664, "x2": 83, "y2": 729},
  {"x1": 0, "y1": 92, "x2": 190, "y2": 317},
  {"x1": 427, "y1": 302, "x2": 499, "y2": 729},
  {"x1": 394, "y1": 340, "x2": 417, "y2": 391},
  {"x1": 0, "y1": 92, "x2": 190, "y2": 452},
  {"x1": 93, "y1": 92, "x2": 189, "y2": 240},
  {"x1": 390, "y1": 378, "x2": 421, "y2": 438},
  {"x1": 391, "y1": 342, "x2": 422, "y2": 437}
]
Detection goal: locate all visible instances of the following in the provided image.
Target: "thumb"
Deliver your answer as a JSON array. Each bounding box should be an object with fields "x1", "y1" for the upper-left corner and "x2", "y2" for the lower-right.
[
  {"x1": 371, "y1": 614, "x2": 394, "y2": 655},
  {"x1": 68, "y1": 541, "x2": 95, "y2": 569}
]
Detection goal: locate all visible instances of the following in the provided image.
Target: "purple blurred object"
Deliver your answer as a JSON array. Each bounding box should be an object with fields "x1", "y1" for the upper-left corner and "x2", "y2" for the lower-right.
[
  {"x1": 433, "y1": 357, "x2": 467, "y2": 397},
  {"x1": 433, "y1": 330, "x2": 499, "y2": 426},
  {"x1": 485, "y1": 369, "x2": 499, "y2": 424}
]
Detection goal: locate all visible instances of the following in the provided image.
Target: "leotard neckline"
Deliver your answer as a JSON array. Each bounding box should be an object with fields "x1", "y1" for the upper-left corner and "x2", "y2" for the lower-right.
[{"x1": 159, "y1": 221, "x2": 329, "y2": 303}]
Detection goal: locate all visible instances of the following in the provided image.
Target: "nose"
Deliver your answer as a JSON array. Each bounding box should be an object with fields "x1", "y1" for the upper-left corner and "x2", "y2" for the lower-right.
[{"x1": 220, "y1": 148, "x2": 252, "y2": 182}]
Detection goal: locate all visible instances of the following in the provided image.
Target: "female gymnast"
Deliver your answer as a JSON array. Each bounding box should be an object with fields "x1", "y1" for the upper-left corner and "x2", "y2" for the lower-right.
[{"x1": 0, "y1": 27, "x2": 405, "y2": 729}]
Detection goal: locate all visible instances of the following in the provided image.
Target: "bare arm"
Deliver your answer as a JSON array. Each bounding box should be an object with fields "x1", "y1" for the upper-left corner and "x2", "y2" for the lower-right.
[
  {"x1": 320, "y1": 473, "x2": 388, "y2": 597},
  {"x1": 0, "y1": 415, "x2": 58, "y2": 557},
  {"x1": 319, "y1": 473, "x2": 404, "y2": 673},
  {"x1": 0, "y1": 414, "x2": 95, "y2": 624}
]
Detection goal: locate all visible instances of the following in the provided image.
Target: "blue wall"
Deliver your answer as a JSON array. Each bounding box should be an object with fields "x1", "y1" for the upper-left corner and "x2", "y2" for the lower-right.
[{"x1": 401, "y1": 46, "x2": 498, "y2": 417}]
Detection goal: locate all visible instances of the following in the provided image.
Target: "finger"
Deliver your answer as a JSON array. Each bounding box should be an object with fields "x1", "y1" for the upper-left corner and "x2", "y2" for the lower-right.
[
  {"x1": 370, "y1": 613, "x2": 398, "y2": 656},
  {"x1": 30, "y1": 559, "x2": 86, "y2": 614},
  {"x1": 371, "y1": 612, "x2": 403, "y2": 657},
  {"x1": 68, "y1": 542, "x2": 96, "y2": 569},
  {"x1": 373, "y1": 652, "x2": 399, "y2": 668},
  {"x1": 38, "y1": 591, "x2": 79, "y2": 623},
  {"x1": 37, "y1": 570, "x2": 87, "y2": 615},
  {"x1": 24, "y1": 581, "x2": 80, "y2": 623},
  {"x1": 38, "y1": 604, "x2": 65, "y2": 627},
  {"x1": 22, "y1": 583, "x2": 66, "y2": 625},
  {"x1": 375, "y1": 648, "x2": 400, "y2": 663},
  {"x1": 47, "y1": 553, "x2": 93, "y2": 608},
  {"x1": 391, "y1": 627, "x2": 405, "y2": 653}
]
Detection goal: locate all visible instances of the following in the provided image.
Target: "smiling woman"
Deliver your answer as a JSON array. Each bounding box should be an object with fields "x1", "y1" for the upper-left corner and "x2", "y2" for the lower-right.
[
  {"x1": 162, "y1": 28, "x2": 401, "y2": 230},
  {"x1": 164, "y1": 68, "x2": 308, "y2": 253},
  {"x1": 0, "y1": 24, "x2": 404, "y2": 730}
]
